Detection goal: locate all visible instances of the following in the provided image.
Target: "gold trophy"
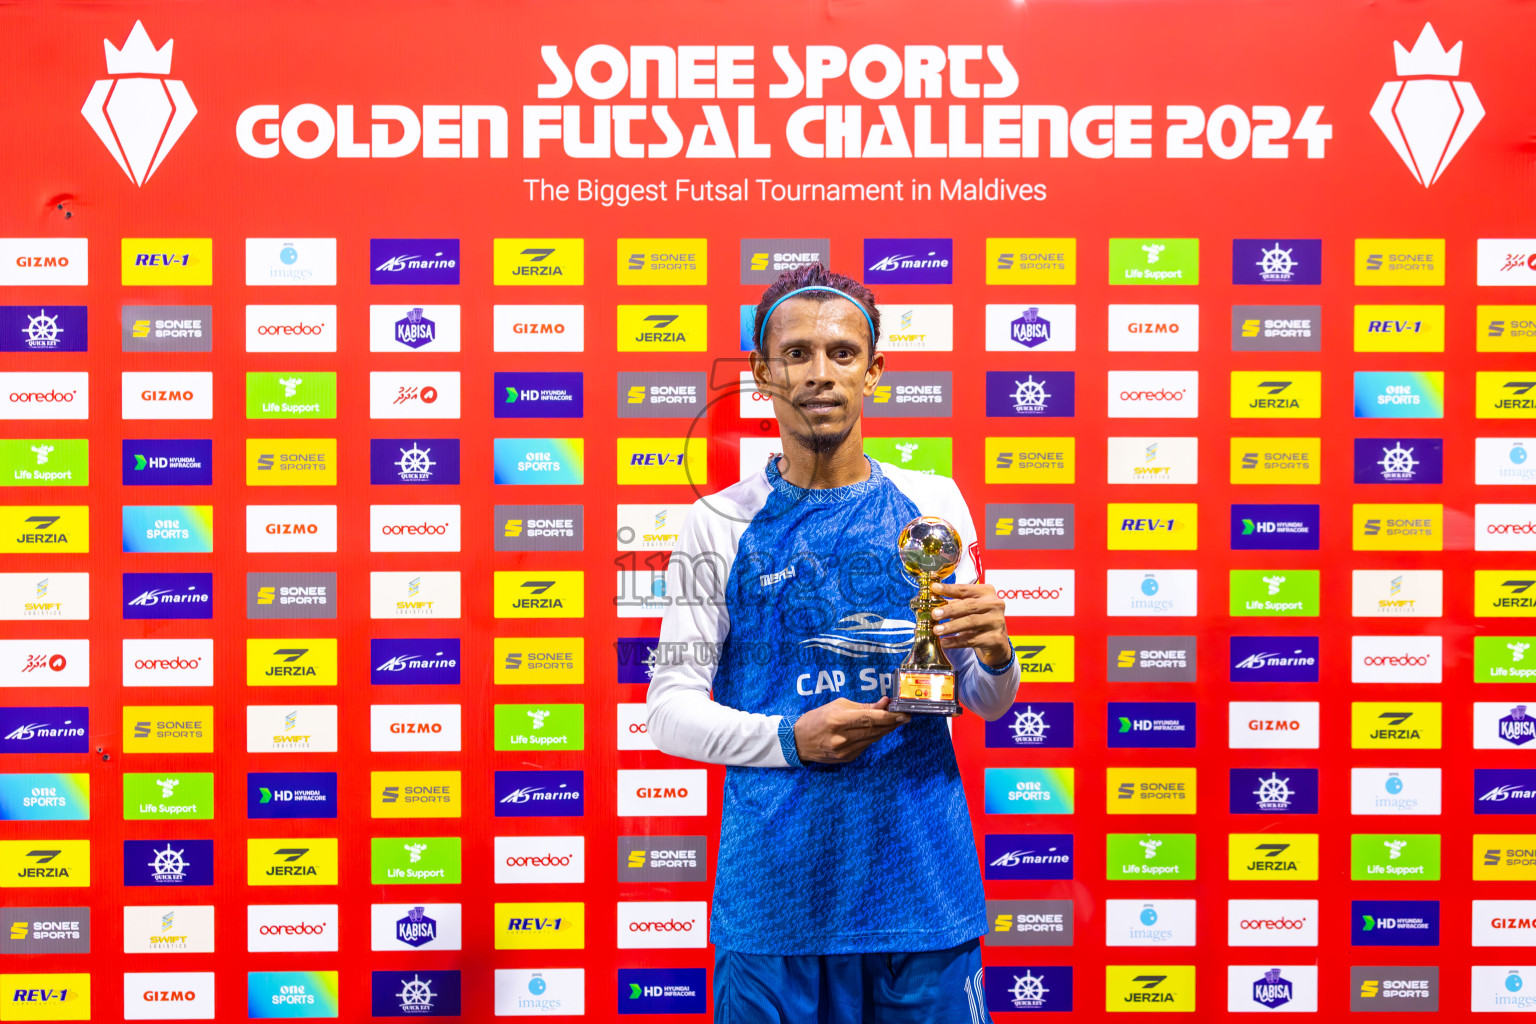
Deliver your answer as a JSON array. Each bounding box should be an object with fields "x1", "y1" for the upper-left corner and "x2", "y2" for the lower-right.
[{"x1": 889, "y1": 515, "x2": 963, "y2": 716}]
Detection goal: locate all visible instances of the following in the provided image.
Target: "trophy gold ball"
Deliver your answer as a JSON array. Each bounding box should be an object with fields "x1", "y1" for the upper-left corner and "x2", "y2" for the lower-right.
[{"x1": 890, "y1": 515, "x2": 963, "y2": 716}]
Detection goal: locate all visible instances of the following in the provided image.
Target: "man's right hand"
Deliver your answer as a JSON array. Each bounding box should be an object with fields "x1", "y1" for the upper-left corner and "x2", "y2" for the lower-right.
[{"x1": 792, "y1": 696, "x2": 910, "y2": 764}]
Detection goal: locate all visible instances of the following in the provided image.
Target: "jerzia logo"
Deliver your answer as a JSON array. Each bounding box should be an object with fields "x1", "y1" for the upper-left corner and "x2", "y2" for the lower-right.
[
  {"x1": 82, "y1": 22, "x2": 196, "y2": 186},
  {"x1": 1371, "y1": 23, "x2": 1484, "y2": 186}
]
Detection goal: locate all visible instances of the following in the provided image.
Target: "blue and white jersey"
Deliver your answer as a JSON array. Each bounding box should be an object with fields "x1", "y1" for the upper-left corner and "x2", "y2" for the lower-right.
[{"x1": 647, "y1": 455, "x2": 1020, "y2": 955}]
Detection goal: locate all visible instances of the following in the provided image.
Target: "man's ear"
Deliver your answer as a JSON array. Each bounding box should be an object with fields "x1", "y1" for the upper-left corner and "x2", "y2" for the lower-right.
[{"x1": 863, "y1": 349, "x2": 885, "y2": 396}]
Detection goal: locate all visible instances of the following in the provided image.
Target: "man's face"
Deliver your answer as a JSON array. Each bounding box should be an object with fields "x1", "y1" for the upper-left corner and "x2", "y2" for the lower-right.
[{"x1": 750, "y1": 296, "x2": 884, "y2": 452}]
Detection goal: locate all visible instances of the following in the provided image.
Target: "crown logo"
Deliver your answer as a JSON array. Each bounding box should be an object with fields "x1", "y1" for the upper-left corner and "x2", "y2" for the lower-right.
[
  {"x1": 81, "y1": 21, "x2": 196, "y2": 186},
  {"x1": 1370, "y1": 22, "x2": 1482, "y2": 187},
  {"x1": 1393, "y1": 23, "x2": 1461, "y2": 77},
  {"x1": 105, "y1": 20, "x2": 174, "y2": 75}
]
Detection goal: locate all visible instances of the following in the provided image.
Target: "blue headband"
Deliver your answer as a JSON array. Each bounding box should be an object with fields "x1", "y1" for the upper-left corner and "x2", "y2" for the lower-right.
[{"x1": 756, "y1": 286, "x2": 877, "y2": 352}]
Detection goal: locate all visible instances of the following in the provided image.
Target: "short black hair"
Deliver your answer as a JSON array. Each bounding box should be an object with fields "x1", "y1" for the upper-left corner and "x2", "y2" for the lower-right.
[{"x1": 753, "y1": 263, "x2": 880, "y2": 356}]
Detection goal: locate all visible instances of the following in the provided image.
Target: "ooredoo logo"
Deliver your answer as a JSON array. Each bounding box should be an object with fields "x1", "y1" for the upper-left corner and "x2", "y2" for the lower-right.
[
  {"x1": 1227, "y1": 900, "x2": 1318, "y2": 946},
  {"x1": 494, "y1": 836, "x2": 584, "y2": 883},
  {"x1": 245, "y1": 306, "x2": 338, "y2": 353},
  {"x1": 616, "y1": 901, "x2": 708, "y2": 949},
  {"x1": 0, "y1": 373, "x2": 89, "y2": 420},
  {"x1": 988, "y1": 570, "x2": 1075, "y2": 617},
  {"x1": 1107, "y1": 371, "x2": 1199, "y2": 418},
  {"x1": 122, "y1": 638, "x2": 214, "y2": 687},
  {"x1": 370, "y1": 505, "x2": 462, "y2": 553},
  {"x1": 247, "y1": 905, "x2": 340, "y2": 952},
  {"x1": 1478, "y1": 505, "x2": 1536, "y2": 552},
  {"x1": 1352, "y1": 635, "x2": 1443, "y2": 683}
]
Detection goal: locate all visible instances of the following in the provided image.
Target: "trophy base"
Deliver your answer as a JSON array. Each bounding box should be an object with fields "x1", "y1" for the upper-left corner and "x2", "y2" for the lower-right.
[{"x1": 890, "y1": 670, "x2": 961, "y2": 717}]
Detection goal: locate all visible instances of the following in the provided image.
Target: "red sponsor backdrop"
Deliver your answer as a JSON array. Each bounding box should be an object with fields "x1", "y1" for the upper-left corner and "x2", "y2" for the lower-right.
[{"x1": 1, "y1": 0, "x2": 1534, "y2": 1018}]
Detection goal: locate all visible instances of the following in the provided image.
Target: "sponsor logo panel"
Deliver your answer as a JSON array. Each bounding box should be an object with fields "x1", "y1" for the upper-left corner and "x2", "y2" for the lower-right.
[
  {"x1": 1228, "y1": 833, "x2": 1319, "y2": 880},
  {"x1": 1351, "y1": 768, "x2": 1441, "y2": 816},
  {"x1": 0, "y1": 238, "x2": 88, "y2": 285},
  {"x1": 0, "y1": 906, "x2": 90, "y2": 955},
  {"x1": 1354, "y1": 238, "x2": 1445, "y2": 286},
  {"x1": 1229, "y1": 768, "x2": 1319, "y2": 815},
  {"x1": 492, "y1": 239, "x2": 584, "y2": 286},
  {"x1": 121, "y1": 305, "x2": 211, "y2": 353},
  {"x1": 1478, "y1": 305, "x2": 1536, "y2": 353},
  {"x1": 125, "y1": 905, "x2": 211, "y2": 954},
  {"x1": 1353, "y1": 304, "x2": 1445, "y2": 352},
  {"x1": 244, "y1": 238, "x2": 338, "y2": 286},
  {"x1": 616, "y1": 238, "x2": 706, "y2": 285},
  {"x1": 0, "y1": 840, "x2": 90, "y2": 887},
  {"x1": 123, "y1": 439, "x2": 210, "y2": 486},
  {"x1": 0, "y1": 373, "x2": 88, "y2": 420},
  {"x1": 245, "y1": 970, "x2": 340, "y2": 1017},
  {"x1": 1349, "y1": 966, "x2": 1438, "y2": 1011},
  {"x1": 1106, "y1": 767, "x2": 1196, "y2": 815},
  {"x1": 984, "y1": 304, "x2": 1076, "y2": 351},
  {"x1": 1230, "y1": 304, "x2": 1321, "y2": 351},
  {"x1": 1106, "y1": 305, "x2": 1199, "y2": 352},
  {"x1": 1351, "y1": 702, "x2": 1443, "y2": 749},
  {"x1": 1108, "y1": 237, "x2": 1199, "y2": 285},
  {"x1": 983, "y1": 899, "x2": 1074, "y2": 947},
  {"x1": 1106, "y1": 570, "x2": 1197, "y2": 617},
  {"x1": 985, "y1": 238, "x2": 1076, "y2": 285},
  {"x1": 1232, "y1": 239, "x2": 1321, "y2": 285},
  {"x1": 0, "y1": 306, "x2": 87, "y2": 353},
  {"x1": 1355, "y1": 371, "x2": 1446, "y2": 418},
  {"x1": 244, "y1": 305, "x2": 337, "y2": 353},
  {"x1": 1107, "y1": 370, "x2": 1199, "y2": 419},
  {"x1": 983, "y1": 768, "x2": 1075, "y2": 814}
]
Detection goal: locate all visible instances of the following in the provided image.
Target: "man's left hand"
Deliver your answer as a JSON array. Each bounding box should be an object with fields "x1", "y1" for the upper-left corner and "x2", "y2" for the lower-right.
[{"x1": 929, "y1": 581, "x2": 1012, "y2": 668}]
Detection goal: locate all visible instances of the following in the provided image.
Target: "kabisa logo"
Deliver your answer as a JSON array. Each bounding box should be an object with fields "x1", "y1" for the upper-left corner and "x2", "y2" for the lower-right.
[
  {"x1": 394, "y1": 308, "x2": 436, "y2": 349},
  {"x1": 82, "y1": 22, "x2": 195, "y2": 186},
  {"x1": 370, "y1": 438, "x2": 460, "y2": 486},
  {"x1": 1010, "y1": 307, "x2": 1052, "y2": 348},
  {"x1": 369, "y1": 239, "x2": 459, "y2": 285},
  {"x1": 1500, "y1": 706, "x2": 1536, "y2": 747},
  {"x1": 496, "y1": 770, "x2": 584, "y2": 817},
  {"x1": 1371, "y1": 24, "x2": 1483, "y2": 186},
  {"x1": 984, "y1": 703, "x2": 1074, "y2": 749},
  {"x1": 1251, "y1": 968, "x2": 1294, "y2": 1010},
  {"x1": 863, "y1": 238, "x2": 953, "y2": 284},
  {"x1": 1230, "y1": 768, "x2": 1320, "y2": 814}
]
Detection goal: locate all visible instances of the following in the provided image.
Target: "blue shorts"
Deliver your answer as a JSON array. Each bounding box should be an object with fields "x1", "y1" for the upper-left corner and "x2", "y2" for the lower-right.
[{"x1": 714, "y1": 938, "x2": 991, "y2": 1024}]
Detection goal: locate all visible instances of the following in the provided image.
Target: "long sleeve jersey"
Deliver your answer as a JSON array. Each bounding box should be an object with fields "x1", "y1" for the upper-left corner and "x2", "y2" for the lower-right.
[{"x1": 646, "y1": 454, "x2": 1021, "y2": 954}]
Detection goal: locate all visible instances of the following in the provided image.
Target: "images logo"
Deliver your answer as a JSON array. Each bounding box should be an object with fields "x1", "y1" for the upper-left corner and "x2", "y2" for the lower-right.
[
  {"x1": 1371, "y1": 23, "x2": 1482, "y2": 186},
  {"x1": 82, "y1": 22, "x2": 195, "y2": 186}
]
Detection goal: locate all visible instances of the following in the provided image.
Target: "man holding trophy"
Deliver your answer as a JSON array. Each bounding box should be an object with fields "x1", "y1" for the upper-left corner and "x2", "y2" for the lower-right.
[{"x1": 647, "y1": 263, "x2": 1020, "y2": 1023}]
